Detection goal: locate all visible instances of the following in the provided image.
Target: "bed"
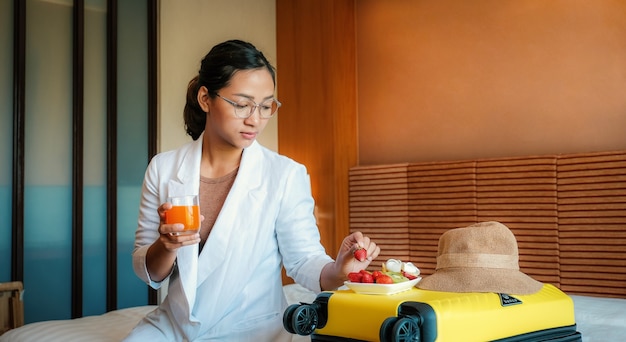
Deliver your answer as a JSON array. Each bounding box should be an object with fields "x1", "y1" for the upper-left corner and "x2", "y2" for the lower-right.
[
  {"x1": 1, "y1": 150, "x2": 624, "y2": 341},
  {"x1": 0, "y1": 283, "x2": 316, "y2": 342},
  {"x1": 0, "y1": 304, "x2": 156, "y2": 342}
]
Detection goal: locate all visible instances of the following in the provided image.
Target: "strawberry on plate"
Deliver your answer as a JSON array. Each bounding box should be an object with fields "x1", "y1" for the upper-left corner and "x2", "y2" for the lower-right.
[
  {"x1": 347, "y1": 272, "x2": 363, "y2": 283},
  {"x1": 375, "y1": 274, "x2": 394, "y2": 284},
  {"x1": 361, "y1": 272, "x2": 374, "y2": 283},
  {"x1": 402, "y1": 271, "x2": 418, "y2": 280}
]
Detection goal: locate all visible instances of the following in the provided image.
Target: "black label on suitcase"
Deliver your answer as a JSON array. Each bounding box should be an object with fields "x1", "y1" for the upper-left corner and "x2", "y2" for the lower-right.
[{"x1": 498, "y1": 293, "x2": 523, "y2": 307}]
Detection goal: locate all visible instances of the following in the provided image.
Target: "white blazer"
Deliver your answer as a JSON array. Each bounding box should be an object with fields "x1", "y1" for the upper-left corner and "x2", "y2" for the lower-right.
[{"x1": 129, "y1": 136, "x2": 333, "y2": 341}]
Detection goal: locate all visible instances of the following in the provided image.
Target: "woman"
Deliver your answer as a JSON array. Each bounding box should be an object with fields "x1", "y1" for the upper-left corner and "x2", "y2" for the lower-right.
[{"x1": 125, "y1": 40, "x2": 380, "y2": 341}]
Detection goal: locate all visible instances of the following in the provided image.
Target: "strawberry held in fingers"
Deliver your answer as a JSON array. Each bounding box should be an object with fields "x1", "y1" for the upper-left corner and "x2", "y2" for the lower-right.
[{"x1": 353, "y1": 247, "x2": 367, "y2": 261}]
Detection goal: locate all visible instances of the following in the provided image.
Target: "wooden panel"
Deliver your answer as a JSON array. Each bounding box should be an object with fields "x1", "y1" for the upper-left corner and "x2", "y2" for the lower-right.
[
  {"x1": 558, "y1": 151, "x2": 626, "y2": 298},
  {"x1": 476, "y1": 156, "x2": 559, "y2": 285},
  {"x1": 349, "y1": 164, "x2": 410, "y2": 270},
  {"x1": 407, "y1": 161, "x2": 477, "y2": 276},
  {"x1": 277, "y1": 0, "x2": 357, "y2": 283}
]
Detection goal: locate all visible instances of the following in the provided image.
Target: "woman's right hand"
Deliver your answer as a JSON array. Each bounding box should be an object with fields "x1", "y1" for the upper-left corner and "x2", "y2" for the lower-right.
[
  {"x1": 146, "y1": 203, "x2": 202, "y2": 282},
  {"x1": 157, "y1": 202, "x2": 201, "y2": 251}
]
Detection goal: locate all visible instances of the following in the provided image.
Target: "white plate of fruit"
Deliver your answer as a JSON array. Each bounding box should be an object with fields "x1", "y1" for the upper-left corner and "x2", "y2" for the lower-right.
[{"x1": 344, "y1": 259, "x2": 421, "y2": 295}]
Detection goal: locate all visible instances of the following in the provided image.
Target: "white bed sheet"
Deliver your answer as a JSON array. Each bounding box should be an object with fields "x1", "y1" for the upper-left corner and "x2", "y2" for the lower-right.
[
  {"x1": 0, "y1": 285, "x2": 316, "y2": 342},
  {"x1": 0, "y1": 306, "x2": 157, "y2": 342},
  {"x1": 571, "y1": 294, "x2": 626, "y2": 342}
]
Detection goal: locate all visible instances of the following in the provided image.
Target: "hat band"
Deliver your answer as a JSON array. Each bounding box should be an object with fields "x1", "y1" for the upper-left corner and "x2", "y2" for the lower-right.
[{"x1": 437, "y1": 253, "x2": 519, "y2": 270}]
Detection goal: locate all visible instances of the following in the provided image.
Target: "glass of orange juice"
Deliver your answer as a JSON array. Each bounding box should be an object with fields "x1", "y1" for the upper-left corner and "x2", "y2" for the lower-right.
[{"x1": 165, "y1": 195, "x2": 200, "y2": 234}]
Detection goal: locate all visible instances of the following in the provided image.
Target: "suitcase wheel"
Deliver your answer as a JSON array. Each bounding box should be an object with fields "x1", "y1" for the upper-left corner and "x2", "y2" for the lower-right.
[
  {"x1": 283, "y1": 304, "x2": 300, "y2": 334},
  {"x1": 380, "y1": 316, "x2": 421, "y2": 342},
  {"x1": 393, "y1": 317, "x2": 420, "y2": 342},
  {"x1": 283, "y1": 303, "x2": 319, "y2": 336},
  {"x1": 379, "y1": 317, "x2": 398, "y2": 341}
]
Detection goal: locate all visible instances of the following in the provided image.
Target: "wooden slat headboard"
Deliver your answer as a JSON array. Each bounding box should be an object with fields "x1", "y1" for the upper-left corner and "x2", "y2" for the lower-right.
[
  {"x1": 558, "y1": 152, "x2": 626, "y2": 297},
  {"x1": 349, "y1": 151, "x2": 626, "y2": 298}
]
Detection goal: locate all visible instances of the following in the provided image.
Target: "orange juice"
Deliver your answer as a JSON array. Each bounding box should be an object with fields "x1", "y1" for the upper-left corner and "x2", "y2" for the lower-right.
[{"x1": 165, "y1": 205, "x2": 200, "y2": 231}]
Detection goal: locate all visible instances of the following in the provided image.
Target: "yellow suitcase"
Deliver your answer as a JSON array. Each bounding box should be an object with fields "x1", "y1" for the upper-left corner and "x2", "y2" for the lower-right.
[{"x1": 283, "y1": 283, "x2": 581, "y2": 342}]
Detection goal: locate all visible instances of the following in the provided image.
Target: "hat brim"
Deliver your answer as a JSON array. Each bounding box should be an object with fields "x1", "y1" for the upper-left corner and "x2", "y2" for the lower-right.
[{"x1": 417, "y1": 267, "x2": 543, "y2": 295}]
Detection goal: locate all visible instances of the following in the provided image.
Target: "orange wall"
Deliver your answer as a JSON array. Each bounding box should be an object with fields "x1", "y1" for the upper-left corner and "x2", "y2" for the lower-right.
[{"x1": 357, "y1": 0, "x2": 626, "y2": 164}]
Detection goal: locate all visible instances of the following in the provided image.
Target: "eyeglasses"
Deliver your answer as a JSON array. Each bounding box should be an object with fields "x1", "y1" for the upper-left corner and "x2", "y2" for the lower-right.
[{"x1": 216, "y1": 94, "x2": 281, "y2": 119}]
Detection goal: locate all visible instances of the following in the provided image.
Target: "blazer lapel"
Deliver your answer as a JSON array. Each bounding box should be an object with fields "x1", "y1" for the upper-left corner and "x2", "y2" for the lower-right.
[
  {"x1": 196, "y1": 141, "x2": 264, "y2": 286},
  {"x1": 170, "y1": 137, "x2": 202, "y2": 196}
]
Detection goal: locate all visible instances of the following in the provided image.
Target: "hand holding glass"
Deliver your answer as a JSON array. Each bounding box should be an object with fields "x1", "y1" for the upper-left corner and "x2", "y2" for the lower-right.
[{"x1": 165, "y1": 195, "x2": 200, "y2": 234}]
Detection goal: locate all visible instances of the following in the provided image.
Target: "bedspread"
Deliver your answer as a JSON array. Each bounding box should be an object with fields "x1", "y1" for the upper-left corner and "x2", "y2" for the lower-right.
[
  {"x1": 0, "y1": 285, "x2": 316, "y2": 342},
  {"x1": 0, "y1": 306, "x2": 156, "y2": 342}
]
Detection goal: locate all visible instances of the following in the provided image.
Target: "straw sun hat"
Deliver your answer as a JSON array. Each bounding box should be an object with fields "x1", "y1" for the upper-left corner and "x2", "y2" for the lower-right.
[{"x1": 417, "y1": 221, "x2": 543, "y2": 295}]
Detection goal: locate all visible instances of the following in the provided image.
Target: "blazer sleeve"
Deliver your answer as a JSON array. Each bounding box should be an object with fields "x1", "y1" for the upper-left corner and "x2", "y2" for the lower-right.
[
  {"x1": 132, "y1": 154, "x2": 169, "y2": 288},
  {"x1": 275, "y1": 163, "x2": 334, "y2": 293}
]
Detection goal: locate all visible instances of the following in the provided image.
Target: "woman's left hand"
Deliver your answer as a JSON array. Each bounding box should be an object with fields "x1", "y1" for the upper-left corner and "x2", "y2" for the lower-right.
[
  {"x1": 335, "y1": 231, "x2": 381, "y2": 277},
  {"x1": 320, "y1": 231, "x2": 381, "y2": 290}
]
